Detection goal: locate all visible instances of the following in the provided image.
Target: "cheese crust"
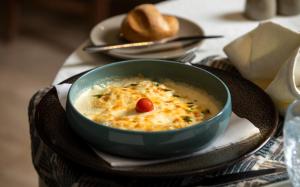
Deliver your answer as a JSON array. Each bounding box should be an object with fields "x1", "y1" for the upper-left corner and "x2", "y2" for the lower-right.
[{"x1": 75, "y1": 77, "x2": 220, "y2": 131}]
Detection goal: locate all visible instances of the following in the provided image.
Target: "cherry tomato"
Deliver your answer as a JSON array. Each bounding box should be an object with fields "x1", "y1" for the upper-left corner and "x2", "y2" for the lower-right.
[{"x1": 135, "y1": 98, "x2": 154, "y2": 113}]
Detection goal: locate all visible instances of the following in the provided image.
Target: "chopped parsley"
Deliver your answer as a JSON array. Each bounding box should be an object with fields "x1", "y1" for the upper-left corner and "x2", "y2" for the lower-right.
[
  {"x1": 182, "y1": 116, "x2": 192, "y2": 122},
  {"x1": 153, "y1": 82, "x2": 160, "y2": 86},
  {"x1": 186, "y1": 108, "x2": 193, "y2": 113},
  {"x1": 202, "y1": 109, "x2": 211, "y2": 114},
  {"x1": 93, "y1": 94, "x2": 103, "y2": 98},
  {"x1": 125, "y1": 83, "x2": 138, "y2": 87}
]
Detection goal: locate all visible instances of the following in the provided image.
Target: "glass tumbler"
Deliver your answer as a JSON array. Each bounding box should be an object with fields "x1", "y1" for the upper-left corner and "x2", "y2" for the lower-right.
[{"x1": 284, "y1": 100, "x2": 300, "y2": 187}]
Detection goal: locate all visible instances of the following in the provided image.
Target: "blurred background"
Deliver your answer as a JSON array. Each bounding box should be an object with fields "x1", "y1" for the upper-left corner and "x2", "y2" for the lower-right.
[{"x1": 0, "y1": 0, "x2": 164, "y2": 186}]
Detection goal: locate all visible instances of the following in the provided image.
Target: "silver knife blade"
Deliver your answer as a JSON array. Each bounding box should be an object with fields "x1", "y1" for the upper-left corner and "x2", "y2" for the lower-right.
[{"x1": 83, "y1": 35, "x2": 223, "y2": 53}]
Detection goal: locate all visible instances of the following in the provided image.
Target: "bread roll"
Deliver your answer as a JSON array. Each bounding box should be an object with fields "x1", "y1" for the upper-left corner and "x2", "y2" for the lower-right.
[{"x1": 121, "y1": 4, "x2": 179, "y2": 42}]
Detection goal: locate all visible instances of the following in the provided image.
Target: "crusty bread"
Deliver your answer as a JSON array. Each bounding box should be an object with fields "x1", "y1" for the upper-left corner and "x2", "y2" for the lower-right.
[{"x1": 121, "y1": 4, "x2": 179, "y2": 42}]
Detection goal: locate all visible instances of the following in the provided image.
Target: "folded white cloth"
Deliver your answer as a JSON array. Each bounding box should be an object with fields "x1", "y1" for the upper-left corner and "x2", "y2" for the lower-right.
[
  {"x1": 224, "y1": 22, "x2": 300, "y2": 114},
  {"x1": 55, "y1": 83, "x2": 260, "y2": 167},
  {"x1": 55, "y1": 83, "x2": 72, "y2": 110}
]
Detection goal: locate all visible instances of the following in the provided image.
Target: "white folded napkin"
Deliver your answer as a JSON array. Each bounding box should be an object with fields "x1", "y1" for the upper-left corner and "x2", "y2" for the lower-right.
[
  {"x1": 55, "y1": 83, "x2": 260, "y2": 167},
  {"x1": 224, "y1": 22, "x2": 300, "y2": 114}
]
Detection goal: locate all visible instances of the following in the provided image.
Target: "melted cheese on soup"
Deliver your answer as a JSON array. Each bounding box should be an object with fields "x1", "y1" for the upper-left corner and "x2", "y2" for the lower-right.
[{"x1": 75, "y1": 77, "x2": 220, "y2": 131}]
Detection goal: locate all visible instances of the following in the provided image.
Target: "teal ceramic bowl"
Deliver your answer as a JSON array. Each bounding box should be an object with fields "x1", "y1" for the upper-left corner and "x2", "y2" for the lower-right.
[{"x1": 66, "y1": 60, "x2": 231, "y2": 159}]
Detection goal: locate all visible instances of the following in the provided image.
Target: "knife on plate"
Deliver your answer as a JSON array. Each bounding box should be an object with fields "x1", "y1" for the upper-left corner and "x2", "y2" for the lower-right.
[{"x1": 83, "y1": 35, "x2": 223, "y2": 53}]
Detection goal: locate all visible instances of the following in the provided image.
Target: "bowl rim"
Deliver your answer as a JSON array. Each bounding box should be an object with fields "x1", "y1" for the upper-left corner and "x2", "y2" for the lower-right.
[{"x1": 67, "y1": 59, "x2": 231, "y2": 135}]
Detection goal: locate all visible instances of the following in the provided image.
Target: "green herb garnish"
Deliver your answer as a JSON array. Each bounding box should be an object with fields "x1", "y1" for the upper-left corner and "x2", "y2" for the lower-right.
[
  {"x1": 187, "y1": 102, "x2": 194, "y2": 106},
  {"x1": 186, "y1": 109, "x2": 193, "y2": 113},
  {"x1": 154, "y1": 82, "x2": 160, "y2": 86},
  {"x1": 202, "y1": 109, "x2": 210, "y2": 114},
  {"x1": 93, "y1": 94, "x2": 103, "y2": 98},
  {"x1": 182, "y1": 116, "x2": 192, "y2": 122}
]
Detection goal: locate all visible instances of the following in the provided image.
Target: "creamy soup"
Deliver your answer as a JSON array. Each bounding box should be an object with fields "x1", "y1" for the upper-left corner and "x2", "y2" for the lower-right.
[{"x1": 75, "y1": 76, "x2": 220, "y2": 131}]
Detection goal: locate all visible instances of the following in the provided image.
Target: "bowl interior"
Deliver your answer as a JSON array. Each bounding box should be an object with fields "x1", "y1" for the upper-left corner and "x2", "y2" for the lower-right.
[{"x1": 68, "y1": 60, "x2": 229, "y2": 126}]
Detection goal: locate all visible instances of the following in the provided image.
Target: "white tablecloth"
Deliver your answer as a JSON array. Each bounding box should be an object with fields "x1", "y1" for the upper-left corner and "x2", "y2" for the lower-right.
[{"x1": 53, "y1": 0, "x2": 300, "y2": 84}]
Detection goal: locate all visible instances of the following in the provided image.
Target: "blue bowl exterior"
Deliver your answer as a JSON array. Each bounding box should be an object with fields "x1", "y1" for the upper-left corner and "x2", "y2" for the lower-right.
[{"x1": 66, "y1": 60, "x2": 232, "y2": 158}]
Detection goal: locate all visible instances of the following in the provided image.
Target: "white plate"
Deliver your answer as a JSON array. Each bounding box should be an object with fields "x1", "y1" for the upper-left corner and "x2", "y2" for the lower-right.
[{"x1": 90, "y1": 14, "x2": 203, "y2": 59}]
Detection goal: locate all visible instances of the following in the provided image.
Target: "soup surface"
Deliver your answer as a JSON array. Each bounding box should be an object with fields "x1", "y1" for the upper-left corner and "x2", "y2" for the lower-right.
[{"x1": 75, "y1": 76, "x2": 220, "y2": 131}]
